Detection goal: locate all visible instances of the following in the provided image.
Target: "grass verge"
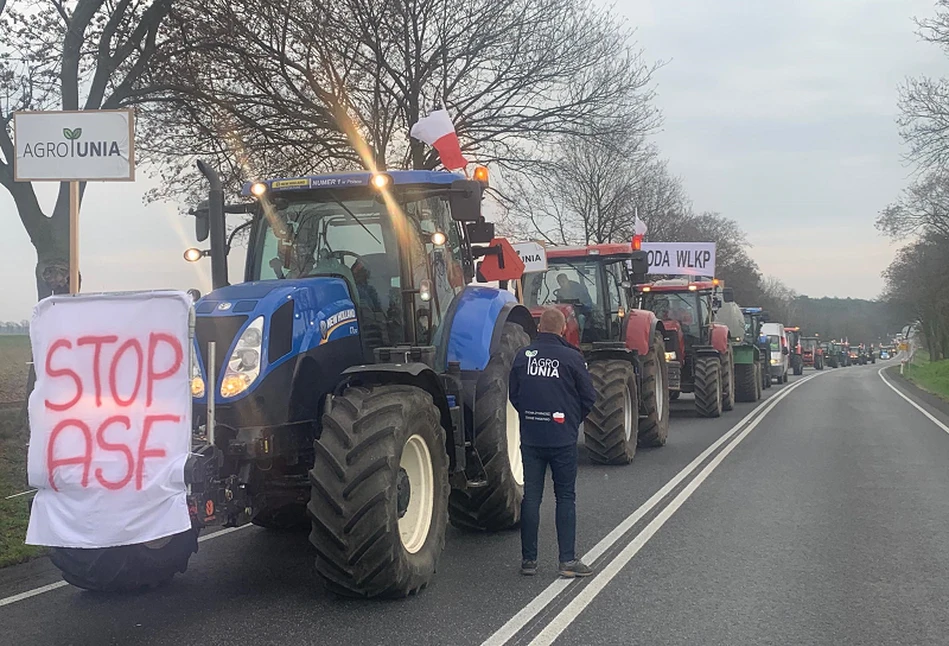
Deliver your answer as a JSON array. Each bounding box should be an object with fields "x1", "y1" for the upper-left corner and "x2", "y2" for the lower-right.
[
  {"x1": 0, "y1": 407, "x2": 45, "y2": 568},
  {"x1": 903, "y1": 351, "x2": 949, "y2": 402}
]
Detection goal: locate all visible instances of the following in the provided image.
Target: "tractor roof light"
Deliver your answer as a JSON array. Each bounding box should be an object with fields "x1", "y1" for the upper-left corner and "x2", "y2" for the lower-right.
[
  {"x1": 250, "y1": 182, "x2": 268, "y2": 197},
  {"x1": 371, "y1": 173, "x2": 392, "y2": 189},
  {"x1": 712, "y1": 278, "x2": 720, "y2": 286},
  {"x1": 688, "y1": 284, "x2": 698, "y2": 291},
  {"x1": 473, "y1": 166, "x2": 489, "y2": 185},
  {"x1": 641, "y1": 286, "x2": 651, "y2": 292},
  {"x1": 431, "y1": 231, "x2": 447, "y2": 246},
  {"x1": 632, "y1": 234, "x2": 643, "y2": 251}
]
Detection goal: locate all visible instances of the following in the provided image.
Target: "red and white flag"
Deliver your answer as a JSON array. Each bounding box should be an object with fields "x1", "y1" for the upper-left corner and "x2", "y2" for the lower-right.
[{"x1": 410, "y1": 109, "x2": 468, "y2": 170}]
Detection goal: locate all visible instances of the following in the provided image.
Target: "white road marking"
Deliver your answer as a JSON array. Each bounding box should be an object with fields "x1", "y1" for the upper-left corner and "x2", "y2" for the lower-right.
[
  {"x1": 481, "y1": 372, "x2": 825, "y2": 646},
  {"x1": 0, "y1": 524, "x2": 255, "y2": 609},
  {"x1": 526, "y1": 371, "x2": 823, "y2": 646},
  {"x1": 878, "y1": 368, "x2": 949, "y2": 435}
]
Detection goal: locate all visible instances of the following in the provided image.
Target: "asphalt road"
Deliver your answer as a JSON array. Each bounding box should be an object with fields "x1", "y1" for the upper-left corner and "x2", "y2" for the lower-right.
[{"x1": 3, "y1": 362, "x2": 947, "y2": 645}]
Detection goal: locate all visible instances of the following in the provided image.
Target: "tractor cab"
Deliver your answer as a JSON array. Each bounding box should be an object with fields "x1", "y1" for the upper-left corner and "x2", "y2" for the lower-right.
[
  {"x1": 635, "y1": 279, "x2": 721, "y2": 349},
  {"x1": 521, "y1": 243, "x2": 647, "y2": 348}
]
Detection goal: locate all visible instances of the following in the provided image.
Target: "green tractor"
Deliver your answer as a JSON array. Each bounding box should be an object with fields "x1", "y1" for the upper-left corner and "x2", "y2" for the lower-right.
[{"x1": 735, "y1": 307, "x2": 772, "y2": 401}]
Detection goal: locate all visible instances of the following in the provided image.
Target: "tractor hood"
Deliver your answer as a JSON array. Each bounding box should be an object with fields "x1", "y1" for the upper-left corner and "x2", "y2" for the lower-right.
[{"x1": 192, "y1": 277, "x2": 358, "y2": 403}]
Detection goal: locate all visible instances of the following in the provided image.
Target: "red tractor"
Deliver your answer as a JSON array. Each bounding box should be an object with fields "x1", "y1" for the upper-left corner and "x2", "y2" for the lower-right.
[
  {"x1": 520, "y1": 243, "x2": 670, "y2": 465},
  {"x1": 801, "y1": 336, "x2": 824, "y2": 370},
  {"x1": 633, "y1": 279, "x2": 735, "y2": 418}
]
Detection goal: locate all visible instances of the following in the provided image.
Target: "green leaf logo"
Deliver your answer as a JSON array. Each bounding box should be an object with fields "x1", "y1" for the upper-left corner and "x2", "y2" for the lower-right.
[
  {"x1": 62, "y1": 127, "x2": 82, "y2": 140},
  {"x1": 525, "y1": 349, "x2": 538, "y2": 357}
]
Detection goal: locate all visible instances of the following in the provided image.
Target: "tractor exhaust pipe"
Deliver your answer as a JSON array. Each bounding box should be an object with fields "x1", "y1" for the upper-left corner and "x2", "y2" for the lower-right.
[{"x1": 196, "y1": 160, "x2": 229, "y2": 289}]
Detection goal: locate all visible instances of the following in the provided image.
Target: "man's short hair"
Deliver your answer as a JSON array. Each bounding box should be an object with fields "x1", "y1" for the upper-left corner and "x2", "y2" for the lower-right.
[{"x1": 539, "y1": 307, "x2": 566, "y2": 333}]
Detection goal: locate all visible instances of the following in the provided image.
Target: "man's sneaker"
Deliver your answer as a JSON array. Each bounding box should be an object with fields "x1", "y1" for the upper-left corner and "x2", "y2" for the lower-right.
[
  {"x1": 520, "y1": 560, "x2": 538, "y2": 576},
  {"x1": 558, "y1": 560, "x2": 593, "y2": 578}
]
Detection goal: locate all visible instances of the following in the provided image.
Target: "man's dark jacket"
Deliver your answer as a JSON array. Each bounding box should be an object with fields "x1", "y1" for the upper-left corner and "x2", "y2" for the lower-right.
[{"x1": 509, "y1": 333, "x2": 597, "y2": 448}]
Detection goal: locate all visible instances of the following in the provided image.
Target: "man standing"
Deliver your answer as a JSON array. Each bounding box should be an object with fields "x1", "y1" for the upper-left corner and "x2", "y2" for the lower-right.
[{"x1": 510, "y1": 307, "x2": 597, "y2": 578}]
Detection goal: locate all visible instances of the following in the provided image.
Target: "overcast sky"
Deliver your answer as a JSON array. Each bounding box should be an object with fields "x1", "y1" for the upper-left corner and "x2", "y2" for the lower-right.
[{"x1": 0, "y1": 0, "x2": 946, "y2": 320}]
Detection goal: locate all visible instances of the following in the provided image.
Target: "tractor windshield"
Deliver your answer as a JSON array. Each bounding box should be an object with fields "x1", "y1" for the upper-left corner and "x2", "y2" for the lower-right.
[
  {"x1": 523, "y1": 260, "x2": 611, "y2": 343},
  {"x1": 254, "y1": 190, "x2": 466, "y2": 348},
  {"x1": 641, "y1": 292, "x2": 701, "y2": 339}
]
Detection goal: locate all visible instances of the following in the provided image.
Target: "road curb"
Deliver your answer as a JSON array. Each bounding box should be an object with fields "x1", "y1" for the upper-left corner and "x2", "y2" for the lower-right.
[{"x1": 883, "y1": 365, "x2": 949, "y2": 419}]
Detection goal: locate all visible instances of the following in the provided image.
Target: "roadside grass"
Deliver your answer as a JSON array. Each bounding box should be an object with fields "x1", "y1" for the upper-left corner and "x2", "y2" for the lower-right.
[
  {"x1": 0, "y1": 335, "x2": 42, "y2": 568},
  {"x1": 903, "y1": 350, "x2": 949, "y2": 402}
]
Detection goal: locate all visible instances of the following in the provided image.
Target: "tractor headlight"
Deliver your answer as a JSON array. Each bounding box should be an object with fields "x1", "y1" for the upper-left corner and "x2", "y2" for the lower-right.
[
  {"x1": 191, "y1": 344, "x2": 205, "y2": 398},
  {"x1": 665, "y1": 351, "x2": 677, "y2": 362},
  {"x1": 221, "y1": 316, "x2": 264, "y2": 398}
]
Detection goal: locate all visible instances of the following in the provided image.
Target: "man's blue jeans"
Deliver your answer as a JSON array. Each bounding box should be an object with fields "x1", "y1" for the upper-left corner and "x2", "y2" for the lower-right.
[{"x1": 520, "y1": 444, "x2": 578, "y2": 563}]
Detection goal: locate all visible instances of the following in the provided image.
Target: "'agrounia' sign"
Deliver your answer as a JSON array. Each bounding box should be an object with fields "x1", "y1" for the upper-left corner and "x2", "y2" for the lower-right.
[{"x1": 13, "y1": 109, "x2": 135, "y2": 182}]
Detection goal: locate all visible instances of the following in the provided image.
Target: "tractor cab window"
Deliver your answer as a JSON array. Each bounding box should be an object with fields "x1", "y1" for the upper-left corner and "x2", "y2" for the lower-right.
[
  {"x1": 642, "y1": 292, "x2": 700, "y2": 339},
  {"x1": 604, "y1": 262, "x2": 627, "y2": 337},
  {"x1": 523, "y1": 261, "x2": 604, "y2": 342},
  {"x1": 255, "y1": 192, "x2": 447, "y2": 352},
  {"x1": 411, "y1": 196, "x2": 465, "y2": 344},
  {"x1": 768, "y1": 335, "x2": 781, "y2": 352}
]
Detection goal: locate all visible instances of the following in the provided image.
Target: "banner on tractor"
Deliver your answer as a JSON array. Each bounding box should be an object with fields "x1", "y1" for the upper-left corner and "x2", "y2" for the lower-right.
[
  {"x1": 511, "y1": 241, "x2": 548, "y2": 273},
  {"x1": 13, "y1": 109, "x2": 135, "y2": 181},
  {"x1": 26, "y1": 291, "x2": 192, "y2": 548},
  {"x1": 641, "y1": 242, "x2": 716, "y2": 277}
]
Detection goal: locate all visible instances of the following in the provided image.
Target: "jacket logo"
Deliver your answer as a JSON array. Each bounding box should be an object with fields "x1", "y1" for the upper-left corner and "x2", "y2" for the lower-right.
[
  {"x1": 525, "y1": 349, "x2": 538, "y2": 357},
  {"x1": 552, "y1": 412, "x2": 565, "y2": 424},
  {"x1": 527, "y1": 355, "x2": 560, "y2": 378}
]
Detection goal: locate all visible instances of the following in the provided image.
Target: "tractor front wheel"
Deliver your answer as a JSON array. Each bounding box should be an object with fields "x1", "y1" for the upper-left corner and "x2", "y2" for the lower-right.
[
  {"x1": 584, "y1": 360, "x2": 638, "y2": 464},
  {"x1": 694, "y1": 356, "x2": 723, "y2": 418},
  {"x1": 637, "y1": 332, "x2": 670, "y2": 448},
  {"x1": 721, "y1": 350, "x2": 736, "y2": 412},
  {"x1": 449, "y1": 322, "x2": 530, "y2": 531},
  {"x1": 50, "y1": 529, "x2": 198, "y2": 592},
  {"x1": 309, "y1": 384, "x2": 449, "y2": 598}
]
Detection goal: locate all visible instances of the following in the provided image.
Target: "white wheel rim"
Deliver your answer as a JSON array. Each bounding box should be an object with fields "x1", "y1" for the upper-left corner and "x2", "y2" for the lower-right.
[
  {"x1": 623, "y1": 384, "x2": 634, "y2": 443},
  {"x1": 506, "y1": 400, "x2": 524, "y2": 486},
  {"x1": 655, "y1": 360, "x2": 665, "y2": 420},
  {"x1": 398, "y1": 434, "x2": 435, "y2": 554}
]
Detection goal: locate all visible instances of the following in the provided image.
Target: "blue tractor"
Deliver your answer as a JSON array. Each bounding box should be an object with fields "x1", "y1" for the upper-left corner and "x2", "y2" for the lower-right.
[{"x1": 47, "y1": 163, "x2": 534, "y2": 598}]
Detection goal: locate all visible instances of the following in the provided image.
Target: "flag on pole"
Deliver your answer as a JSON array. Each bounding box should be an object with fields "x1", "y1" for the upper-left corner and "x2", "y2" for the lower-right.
[
  {"x1": 410, "y1": 109, "x2": 468, "y2": 170},
  {"x1": 633, "y1": 207, "x2": 648, "y2": 236}
]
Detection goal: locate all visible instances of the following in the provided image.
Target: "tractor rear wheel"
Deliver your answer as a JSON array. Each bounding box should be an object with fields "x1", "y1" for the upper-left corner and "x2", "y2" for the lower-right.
[
  {"x1": 584, "y1": 360, "x2": 638, "y2": 464},
  {"x1": 761, "y1": 361, "x2": 772, "y2": 389},
  {"x1": 734, "y1": 362, "x2": 758, "y2": 402},
  {"x1": 755, "y1": 364, "x2": 762, "y2": 399},
  {"x1": 694, "y1": 356, "x2": 723, "y2": 418},
  {"x1": 309, "y1": 384, "x2": 449, "y2": 598},
  {"x1": 638, "y1": 332, "x2": 670, "y2": 448},
  {"x1": 721, "y1": 350, "x2": 736, "y2": 412},
  {"x1": 793, "y1": 356, "x2": 803, "y2": 375},
  {"x1": 49, "y1": 529, "x2": 198, "y2": 592},
  {"x1": 449, "y1": 322, "x2": 530, "y2": 531}
]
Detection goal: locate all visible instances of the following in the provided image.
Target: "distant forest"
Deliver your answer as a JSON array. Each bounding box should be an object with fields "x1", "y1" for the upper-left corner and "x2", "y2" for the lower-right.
[{"x1": 773, "y1": 297, "x2": 904, "y2": 344}]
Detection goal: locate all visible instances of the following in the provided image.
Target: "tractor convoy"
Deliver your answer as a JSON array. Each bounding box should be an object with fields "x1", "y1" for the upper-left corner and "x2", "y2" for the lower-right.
[{"x1": 39, "y1": 160, "x2": 874, "y2": 601}]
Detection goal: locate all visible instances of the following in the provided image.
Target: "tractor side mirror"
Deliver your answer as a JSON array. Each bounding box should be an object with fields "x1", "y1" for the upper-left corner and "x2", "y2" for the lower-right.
[
  {"x1": 450, "y1": 180, "x2": 483, "y2": 222},
  {"x1": 722, "y1": 287, "x2": 735, "y2": 303},
  {"x1": 191, "y1": 200, "x2": 210, "y2": 242},
  {"x1": 466, "y1": 221, "x2": 495, "y2": 244},
  {"x1": 782, "y1": 347, "x2": 789, "y2": 355},
  {"x1": 187, "y1": 288, "x2": 202, "y2": 302},
  {"x1": 627, "y1": 252, "x2": 648, "y2": 284}
]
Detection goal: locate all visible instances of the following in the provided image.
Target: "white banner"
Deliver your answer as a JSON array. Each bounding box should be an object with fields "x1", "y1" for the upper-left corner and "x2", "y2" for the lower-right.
[
  {"x1": 641, "y1": 242, "x2": 716, "y2": 277},
  {"x1": 13, "y1": 109, "x2": 135, "y2": 181},
  {"x1": 26, "y1": 291, "x2": 192, "y2": 548},
  {"x1": 512, "y1": 241, "x2": 548, "y2": 273}
]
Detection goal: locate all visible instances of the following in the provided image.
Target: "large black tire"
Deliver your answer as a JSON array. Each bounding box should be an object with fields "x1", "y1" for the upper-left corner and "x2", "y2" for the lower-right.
[
  {"x1": 49, "y1": 529, "x2": 198, "y2": 592},
  {"x1": 449, "y1": 322, "x2": 530, "y2": 531},
  {"x1": 309, "y1": 384, "x2": 449, "y2": 598},
  {"x1": 669, "y1": 390, "x2": 680, "y2": 400},
  {"x1": 721, "y1": 350, "x2": 735, "y2": 412},
  {"x1": 638, "y1": 332, "x2": 671, "y2": 448},
  {"x1": 734, "y1": 363, "x2": 758, "y2": 402},
  {"x1": 761, "y1": 361, "x2": 772, "y2": 389},
  {"x1": 755, "y1": 364, "x2": 762, "y2": 400},
  {"x1": 694, "y1": 356, "x2": 723, "y2": 418},
  {"x1": 782, "y1": 369, "x2": 789, "y2": 383},
  {"x1": 584, "y1": 360, "x2": 638, "y2": 464},
  {"x1": 792, "y1": 355, "x2": 803, "y2": 376}
]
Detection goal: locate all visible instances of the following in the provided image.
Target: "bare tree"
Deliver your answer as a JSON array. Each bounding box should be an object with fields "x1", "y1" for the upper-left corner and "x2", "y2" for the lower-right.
[
  {"x1": 897, "y1": 1, "x2": 949, "y2": 172},
  {"x1": 883, "y1": 234, "x2": 949, "y2": 359},
  {"x1": 136, "y1": 0, "x2": 661, "y2": 198},
  {"x1": 877, "y1": 170, "x2": 949, "y2": 239},
  {"x1": 0, "y1": 0, "x2": 174, "y2": 299}
]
